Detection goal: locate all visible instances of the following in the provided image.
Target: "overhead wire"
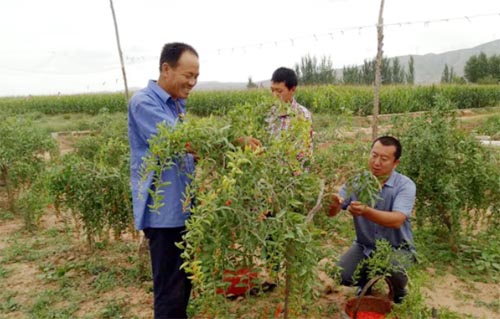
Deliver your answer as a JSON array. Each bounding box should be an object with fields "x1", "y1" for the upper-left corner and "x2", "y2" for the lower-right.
[{"x1": 1, "y1": 12, "x2": 498, "y2": 75}]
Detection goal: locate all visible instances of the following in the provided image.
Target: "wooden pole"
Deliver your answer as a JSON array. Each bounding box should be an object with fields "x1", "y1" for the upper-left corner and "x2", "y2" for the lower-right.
[
  {"x1": 109, "y1": 0, "x2": 129, "y2": 101},
  {"x1": 372, "y1": 0, "x2": 385, "y2": 140}
]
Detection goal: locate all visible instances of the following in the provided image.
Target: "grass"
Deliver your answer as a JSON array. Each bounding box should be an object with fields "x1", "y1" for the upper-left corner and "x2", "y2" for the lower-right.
[
  {"x1": 476, "y1": 299, "x2": 500, "y2": 313},
  {"x1": 18, "y1": 111, "x2": 127, "y2": 133},
  {"x1": 0, "y1": 291, "x2": 19, "y2": 313},
  {"x1": 30, "y1": 289, "x2": 77, "y2": 319},
  {"x1": 0, "y1": 209, "x2": 14, "y2": 220},
  {"x1": 98, "y1": 299, "x2": 135, "y2": 319},
  {"x1": 457, "y1": 106, "x2": 500, "y2": 135},
  {"x1": 0, "y1": 265, "x2": 10, "y2": 278}
]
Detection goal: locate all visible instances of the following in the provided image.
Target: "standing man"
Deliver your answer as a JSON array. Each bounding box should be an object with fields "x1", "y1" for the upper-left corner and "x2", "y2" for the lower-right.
[
  {"x1": 128, "y1": 42, "x2": 199, "y2": 319},
  {"x1": 327, "y1": 136, "x2": 416, "y2": 304},
  {"x1": 261, "y1": 67, "x2": 314, "y2": 279},
  {"x1": 235, "y1": 67, "x2": 313, "y2": 158},
  {"x1": 268, "y1": 67, "x2": 313, "y2": 165},
  {"x1": 268, "y1": 67, "x2": 312, "y2": 136}
]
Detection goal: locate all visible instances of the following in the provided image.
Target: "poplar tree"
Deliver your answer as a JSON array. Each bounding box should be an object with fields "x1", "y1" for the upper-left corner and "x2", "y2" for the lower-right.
[{"x1": 406, "y1": 56, "x2": 415, "y2": 85}]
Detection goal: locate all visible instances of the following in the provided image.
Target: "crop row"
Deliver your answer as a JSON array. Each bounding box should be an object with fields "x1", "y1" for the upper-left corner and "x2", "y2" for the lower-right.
[{"x1": 0, "y1": 84, "x2": 498, "y2": 116}]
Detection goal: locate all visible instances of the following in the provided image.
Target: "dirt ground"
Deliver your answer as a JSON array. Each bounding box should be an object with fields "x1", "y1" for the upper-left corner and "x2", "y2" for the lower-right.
[
  {"x1": 1, "y1": 212, "x2": 499, "y2": 319},
  {"x1": 1, "y1": 110, "x2": 499, "y2": 318},
  {"x1": 420, "y1": 271, "x2": 500, "y2": 319}
]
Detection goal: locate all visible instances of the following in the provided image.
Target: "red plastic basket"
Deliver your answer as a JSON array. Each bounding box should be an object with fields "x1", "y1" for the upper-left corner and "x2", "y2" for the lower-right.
[
  {"x1": 216, "y1": 267, "x2": 258, "y2": 296},
  {"x1": 343, "y1": 276, "x2": 395, "y2": 319}
]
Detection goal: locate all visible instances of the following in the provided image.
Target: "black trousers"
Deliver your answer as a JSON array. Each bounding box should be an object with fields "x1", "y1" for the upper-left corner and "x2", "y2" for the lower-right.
[
  {"x1": 144, "y1": 227, "x2": 191, "y2": 319},
  {"x1": 338, "y1": 243, "x2": 412, "y2": 300}
]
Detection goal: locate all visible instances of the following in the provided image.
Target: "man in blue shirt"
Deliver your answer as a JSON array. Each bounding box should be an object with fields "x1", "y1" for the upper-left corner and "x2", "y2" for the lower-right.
[
  {"x1": 128, "y1": 42, "x2": 199, "y2": 319},
  {"x1": 327, "y1": 136, "x2": 416, "y2": 304}
]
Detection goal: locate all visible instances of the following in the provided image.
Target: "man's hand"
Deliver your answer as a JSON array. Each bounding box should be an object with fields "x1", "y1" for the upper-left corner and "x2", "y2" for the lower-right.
[
  {"x1": 347, "y1": 201, "x2": 368, "y2": 217},
  {"x1": 327, "y1": 193, "x2": 344, "y2": 217},
  {"x1": 185, "y1": 141, "x2": 199, "y2": 162},
  {"x1": 234, "y1": 136, "x2": 262, "y2": 151}
]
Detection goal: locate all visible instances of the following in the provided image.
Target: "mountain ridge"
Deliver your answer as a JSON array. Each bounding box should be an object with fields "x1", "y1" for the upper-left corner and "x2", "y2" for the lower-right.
[
  {"x1": 395, "y1": 38, "x2": 500, "y2": 83},
  {"x1": 194, "y1": 39, "x2": 500, "y2": 90}
]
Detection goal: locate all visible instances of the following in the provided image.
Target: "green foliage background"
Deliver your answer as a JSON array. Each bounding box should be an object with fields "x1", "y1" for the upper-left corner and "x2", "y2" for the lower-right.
[{"x1": 1, "y1": 88, "x2": 499, "y2": 318}]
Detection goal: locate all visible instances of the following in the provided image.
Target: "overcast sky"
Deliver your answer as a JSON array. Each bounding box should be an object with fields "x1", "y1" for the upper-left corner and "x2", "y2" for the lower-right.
[{"x1": 1, "y1": 0, "x2": 500, "y2": 96}]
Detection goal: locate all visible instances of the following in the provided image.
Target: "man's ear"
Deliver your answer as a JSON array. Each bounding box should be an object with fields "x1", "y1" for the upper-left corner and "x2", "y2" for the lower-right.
[
  {"x1": 290, "y1": 86, "x2": 297, "y2": 95},
  {"x1": 393, "y1": 159, "x2": 400, "y2": 169},
  {"x1": 161, "y1": 62, "x2": 171, "y2": 74}
]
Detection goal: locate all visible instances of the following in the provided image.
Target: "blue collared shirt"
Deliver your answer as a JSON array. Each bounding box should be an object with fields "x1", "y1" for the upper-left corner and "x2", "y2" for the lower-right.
[
  {"x1": 339, "y1": 170, "x2": 416, "y2": 256},
  {"x1": 128, "y1": 80, "x2": 195, "y2": 230}
]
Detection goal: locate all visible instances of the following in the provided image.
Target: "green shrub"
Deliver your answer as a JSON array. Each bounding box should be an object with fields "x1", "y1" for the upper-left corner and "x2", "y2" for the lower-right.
[
  {"x1": 391, "y1": 95, "x2": 500, "y2": 249},
  {"x1": 0, "y1": 117, "x2": 57, "y2": 223}
]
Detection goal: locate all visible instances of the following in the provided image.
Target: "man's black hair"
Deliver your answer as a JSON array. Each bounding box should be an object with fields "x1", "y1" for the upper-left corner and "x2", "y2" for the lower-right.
[
  {"x1": 271, "y1": 67, "x2": 298, "y2": 90},
  {"x1": 159, "y1": 42, "x2": 198, "y2": 71},
  {"x1": 372, "y1": 136, "x2": 402, "y2": 160}
]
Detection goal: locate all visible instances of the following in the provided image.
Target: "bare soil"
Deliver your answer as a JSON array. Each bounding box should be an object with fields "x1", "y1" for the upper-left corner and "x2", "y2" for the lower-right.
[
  {"x1": 421, "y1": 271, "x2": 499, "y2": 318},
  {"x1": 1, "y1": 110, "x2": 499, "y2": 318},
  {"x1": 1, "y1": 213, "x2": 498, "y2": 318}
]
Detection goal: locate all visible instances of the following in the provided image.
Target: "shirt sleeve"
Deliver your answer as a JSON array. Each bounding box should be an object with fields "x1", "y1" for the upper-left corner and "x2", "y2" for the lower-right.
[
  {"x1": 130, "y1": 95, "x2": 172, "y2": 142},
  {"x1": 392, "y1": 179, "x2": 416, "y2": 217},
  {"x1": 339, "y1": 184, "x2": 352, "y2": 210}
]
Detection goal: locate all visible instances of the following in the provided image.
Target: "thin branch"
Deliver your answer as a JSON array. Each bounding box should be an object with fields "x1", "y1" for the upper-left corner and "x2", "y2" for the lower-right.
[{"x1": 305, "y1": 179, "x2": 326, "y2": 224}]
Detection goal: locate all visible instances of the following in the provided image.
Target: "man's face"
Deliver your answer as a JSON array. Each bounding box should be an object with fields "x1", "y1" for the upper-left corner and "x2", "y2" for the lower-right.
[
  {"x1": 369, "y1": 141, "x2": 400, "y2": 178},
  {"x1": 161, "y1": 51, "x2": 199, "y2": 99},
  {"x1": 270, "y1": 81, "x2": 295, "y2": 103}
]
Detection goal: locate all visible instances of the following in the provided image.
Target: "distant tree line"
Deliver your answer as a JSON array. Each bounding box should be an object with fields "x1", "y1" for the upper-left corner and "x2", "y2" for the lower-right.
[
  {"x1": 463, "y1": 52, "x2": 500, "y2": 84},
  {"x1": 291, "y1": 55, "x2": 415, "y2": 86},
  {"x1": 294, "y1": 54, "x2": 336, "y2": 85},
  {"x1": 440, "y1": 52, "x2": 500, "y2": 84},
  {"x1": 341, "y1": 56, "x2": 414, "y2": 85},
  {"x1": 440, "y1": 64, "x2": 465, "y2": 84},
  {"x1": 261, "y1": 51, "x2": 500, "y2": 89}
]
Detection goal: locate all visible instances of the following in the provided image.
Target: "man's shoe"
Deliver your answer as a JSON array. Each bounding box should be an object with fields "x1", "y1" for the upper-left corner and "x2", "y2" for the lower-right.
[
  {"x1": 249, "y1": 281, "x2": 277, "y2": 295},
  {"x1": 393, "y1": 288, "x2": 407, "y2": 304},
  {"x1": 261, "y1": 281, "x2": 277, "y2": 292}
]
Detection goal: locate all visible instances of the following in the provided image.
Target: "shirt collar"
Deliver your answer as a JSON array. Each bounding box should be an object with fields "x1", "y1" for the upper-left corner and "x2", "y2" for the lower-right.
[
  {"x1": 384, "y1": 171, "x2": 397, "y2": 188},
  {"x1": 147, "y1": 80, "x2": 186, "y2": 107}
]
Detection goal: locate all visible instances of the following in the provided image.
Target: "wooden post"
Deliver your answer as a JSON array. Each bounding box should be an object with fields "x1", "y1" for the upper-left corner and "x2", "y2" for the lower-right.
[
  {"x1": 372, "y1": 0, "x2": 385, "y2": 141},
  {"x1": 109, "y1": 0, "x2": 129, "y2": 101}
]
